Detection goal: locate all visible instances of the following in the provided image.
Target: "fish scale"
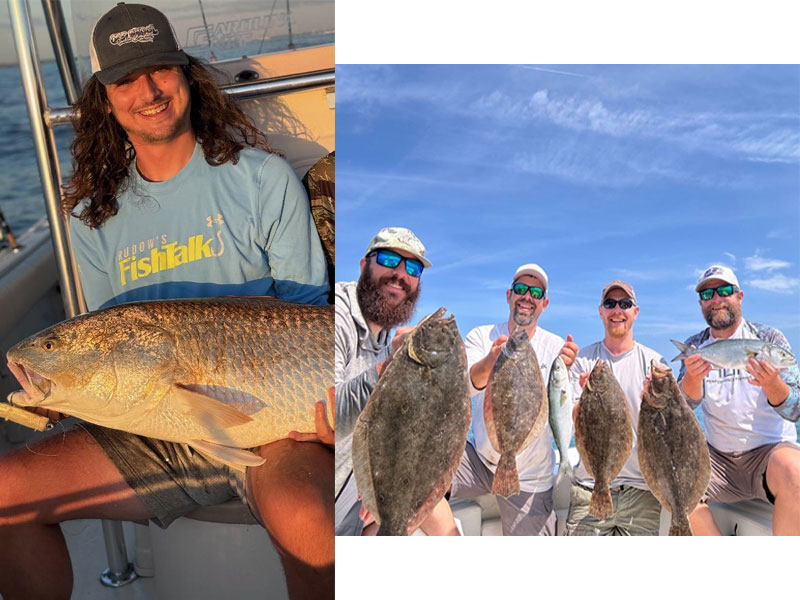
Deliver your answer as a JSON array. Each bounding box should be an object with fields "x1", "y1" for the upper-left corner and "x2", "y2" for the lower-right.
[{"x1": 6, "y1": 297, "x2": 332, "y2": 469}]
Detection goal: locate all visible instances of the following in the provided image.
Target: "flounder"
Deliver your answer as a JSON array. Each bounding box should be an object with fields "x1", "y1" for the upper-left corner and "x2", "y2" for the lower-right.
[
  {"x1": 574, "y1": 360, "x2": 632, "y2": 520},
  {"x1": 638, "y1": 361, "x2": 711, "y2": 536},
  {"x1": 352, "y1": 308, "x2": 471, "y2": 535},
  {"x1": 484, "y1": 329, "x2": 548, "y2": 497}
]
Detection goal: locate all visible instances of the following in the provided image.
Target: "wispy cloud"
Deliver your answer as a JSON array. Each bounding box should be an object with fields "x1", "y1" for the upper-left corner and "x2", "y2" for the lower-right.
[
  {"x1": 723, "y1": 252, "x2": 737, "y2": 265},
  {"x1": 745, "y1": 250, "x2": 792, "y2": 272},
  {"x1": 518, "y1": 66, "x2": 589, "y2": 79},
  {"x1": 747, "y1": 274, "x2": 800, "y2": 294}
]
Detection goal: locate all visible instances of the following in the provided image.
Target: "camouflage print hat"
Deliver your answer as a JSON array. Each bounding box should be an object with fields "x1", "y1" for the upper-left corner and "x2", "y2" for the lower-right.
[{"x1": 365, "y1": 227, "x2": 432, "y2": 268}]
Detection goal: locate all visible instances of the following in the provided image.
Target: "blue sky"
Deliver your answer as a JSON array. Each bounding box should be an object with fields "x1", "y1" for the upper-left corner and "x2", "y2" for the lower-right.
[{"x1": 336, "y1": 65, "x2": 800, "y2": 373}]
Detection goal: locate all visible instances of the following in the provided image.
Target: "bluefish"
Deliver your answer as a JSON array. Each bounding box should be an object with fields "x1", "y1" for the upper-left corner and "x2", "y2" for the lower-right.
[
  {"x1": 548, "y1": 354, "x2": 574, "y2": 486},
  {"x1": 670, "y1": 338, "x2": 796, "y2": 370}
]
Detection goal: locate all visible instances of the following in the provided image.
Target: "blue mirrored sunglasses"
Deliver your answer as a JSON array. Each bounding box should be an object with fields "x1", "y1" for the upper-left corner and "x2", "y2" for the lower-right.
[{"x1": 368, "y1": 249, "x2": 424, "y2": 278}]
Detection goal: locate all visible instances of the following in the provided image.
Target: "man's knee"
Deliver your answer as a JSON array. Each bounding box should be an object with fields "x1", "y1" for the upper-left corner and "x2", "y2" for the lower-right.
[
  {"x1": 767, "y1": 447, "x2": 800, "y2": 499},
  {"x1": 247, "y1": 439, "x2": 333, "y2": 563}
]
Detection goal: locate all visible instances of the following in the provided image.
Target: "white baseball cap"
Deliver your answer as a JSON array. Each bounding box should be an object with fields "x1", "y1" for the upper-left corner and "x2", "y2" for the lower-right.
[
  {"x1": 512, "y1": 263, "x2": 549, "y2": 292},
  {"x1": 695, "y1": 265, "x2": 740, "y2": 292}
]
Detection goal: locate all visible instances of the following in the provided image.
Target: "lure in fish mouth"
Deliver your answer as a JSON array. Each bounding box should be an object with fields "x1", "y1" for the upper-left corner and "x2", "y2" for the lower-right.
[{"x1": 6, "y1": 361, "x2": 52, "y2": 404}]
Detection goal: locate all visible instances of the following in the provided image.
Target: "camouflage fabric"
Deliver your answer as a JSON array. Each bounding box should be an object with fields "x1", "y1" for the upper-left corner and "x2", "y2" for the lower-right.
[{"x1": 303, "y1": 152, "x2": 335, "y2": 277}]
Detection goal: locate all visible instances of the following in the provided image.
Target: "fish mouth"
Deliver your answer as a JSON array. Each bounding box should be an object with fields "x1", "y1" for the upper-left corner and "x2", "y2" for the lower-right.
[{"x1": 6, "y1": 361, "x2": 51, "y2": 403}]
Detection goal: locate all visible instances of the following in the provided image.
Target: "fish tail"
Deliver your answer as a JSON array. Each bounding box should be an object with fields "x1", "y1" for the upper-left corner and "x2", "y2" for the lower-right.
[
  {"x1": 492, "y1": 453, "x2": 521, "y2": 498},
  {"x1": 669, "y1": 513, "x2": 693, "y2": 536},
  {"x1": 376, "y1": 520, "x2": 408, "y2": 536},
  {"x1": 558, "y1": 457, "x2": 574, "y2": 481},
  {"x1": 670, "y1": 339, "x2": 689, "y2": 363},
  {"x1": 588, "y1": 484, "x2": 613, "y2": 520}
]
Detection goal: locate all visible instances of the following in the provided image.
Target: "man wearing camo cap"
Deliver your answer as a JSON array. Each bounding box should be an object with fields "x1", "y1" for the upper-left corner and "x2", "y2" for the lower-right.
[{"x1": 334, "y1": 227, "x2": 459, "y2": 535}]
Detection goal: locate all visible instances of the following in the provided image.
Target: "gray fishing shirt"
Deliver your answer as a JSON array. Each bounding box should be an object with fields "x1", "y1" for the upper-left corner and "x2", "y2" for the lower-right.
[{"x1": 334, "y1": 281, "x2": 391, "y2": 500}]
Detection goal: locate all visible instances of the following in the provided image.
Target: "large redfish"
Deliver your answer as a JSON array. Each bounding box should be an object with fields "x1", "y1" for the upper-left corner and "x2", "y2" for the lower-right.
[{"x1": 6, "y1": 297, "x2": 332, "y2": 469}]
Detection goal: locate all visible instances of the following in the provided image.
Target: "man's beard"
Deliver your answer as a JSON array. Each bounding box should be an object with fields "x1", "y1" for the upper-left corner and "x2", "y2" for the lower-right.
[
  {"x1": 356, "y1": 266, "x2": 420, "y2": 330},
  {"x1": 703, "y1": 302, "x2": 740, "y2": 330},
  {"x1": 511, "y1": 302, "x2": 537, "y2": 328}
]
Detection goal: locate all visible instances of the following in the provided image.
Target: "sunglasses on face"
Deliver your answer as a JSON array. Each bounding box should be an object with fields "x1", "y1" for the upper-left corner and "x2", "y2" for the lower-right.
[
  {"x1": 602, "y1": 298, "x2": 635, "y2": 310},
  {"x1": 699, "y1": 284, "x2": 738, "y2": 301},
  {"x1": 512, "y1": 282, "x2": 545, "y2": 300},
  {"x1": 368, "y1": 249, "x2": 424, "y2": 277}
]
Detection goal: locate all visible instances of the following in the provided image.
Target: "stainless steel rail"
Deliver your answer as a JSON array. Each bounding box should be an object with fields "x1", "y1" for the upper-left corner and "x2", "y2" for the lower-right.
[
  {"x1": 7, "y1": 0, "x2": 133, "y2": 588},
  {"x1": 8, "y1": 0, "x2": 81, "y2": 318},
  {"x1": 44, "y1": 70, "x2": 336, "y2": 127},
  {"x1": 40, "y1": 0, "x2": 80, "y2": 105}
]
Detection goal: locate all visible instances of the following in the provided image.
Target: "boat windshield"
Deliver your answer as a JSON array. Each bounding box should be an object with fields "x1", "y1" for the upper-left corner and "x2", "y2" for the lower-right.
[{"x1": 62, "y1": 0, "x2": 334, "y2": 84}]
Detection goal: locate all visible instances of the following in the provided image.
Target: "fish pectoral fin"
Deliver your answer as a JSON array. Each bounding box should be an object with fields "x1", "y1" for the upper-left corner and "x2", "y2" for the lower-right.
[
  {"x1": 188, "y1": 440, "x2": 265, "y2": 471},
  {"x1": 172, "y1": 384, "x2": 253, "y2": 428}
]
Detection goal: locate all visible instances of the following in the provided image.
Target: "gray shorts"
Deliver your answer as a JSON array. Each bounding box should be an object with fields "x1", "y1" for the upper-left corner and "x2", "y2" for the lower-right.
[
  {"x1": 702, "y1": 441, "x2": 800, "y2": 505},
  {"x1": 87, "y1": 425, "x2": 248, "y2": 528},
  {"x1": 450, "y1": 442, "x2": 555, "y2": 536},
  {"x1": 334, "y1": 474, "x2": 364, "y2": 536},
  {"x1": 564, "y1": 482, "x2": 661, "y2": 536}
]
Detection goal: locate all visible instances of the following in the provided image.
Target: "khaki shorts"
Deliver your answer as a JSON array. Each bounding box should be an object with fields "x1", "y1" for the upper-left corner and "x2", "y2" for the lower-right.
[
  {"x1": 564, "y1": 483, "x2": 661, "y2": 536},
  {"x1": 702, "y1": 441, "x2": 800, "y2": 505},
  {"x1": 450, "y1": 442, "x2": 555, "y2": 536},
  {"x1": 87, "y1": 425, "x2": 249, "y2": 528}
]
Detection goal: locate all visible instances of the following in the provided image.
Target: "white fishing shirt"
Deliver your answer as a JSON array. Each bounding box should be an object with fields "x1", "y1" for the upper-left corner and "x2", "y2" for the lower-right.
[
  {"x1": 466, "y1": 323, "x2": 565, "y2": 493},
  {"x1": 569, "y1": 341, "x2": 668, "y2": 490}
]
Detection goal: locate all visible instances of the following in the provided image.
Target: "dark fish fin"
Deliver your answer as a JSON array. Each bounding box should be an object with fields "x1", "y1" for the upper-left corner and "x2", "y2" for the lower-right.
[
  {"x1": 188, "y1": 440, "x2": 265, "y2": 470},
  {"x1": 670, "y1": 339, "x2": 688, "y2": 362},
  {"x1": 492, "y1": 453, "x2": 520, "y2": 498},
  {"x1": 588, "y1": 484, "x2": 613, "y2": 520},
  {"x1": 172, "y1": 384, "x2": 253, "y2": 428}
]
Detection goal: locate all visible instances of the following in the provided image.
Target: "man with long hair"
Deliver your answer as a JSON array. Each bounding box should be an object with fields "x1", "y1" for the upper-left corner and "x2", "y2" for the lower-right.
[{"x1": 0, "y1": 4, "x2": 332, "y2": 599}]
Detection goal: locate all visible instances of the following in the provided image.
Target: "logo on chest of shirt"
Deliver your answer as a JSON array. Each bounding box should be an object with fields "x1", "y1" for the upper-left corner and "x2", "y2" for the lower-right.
[{"x1": 117, "y1": 229, "x2": 226, "y2": 286}]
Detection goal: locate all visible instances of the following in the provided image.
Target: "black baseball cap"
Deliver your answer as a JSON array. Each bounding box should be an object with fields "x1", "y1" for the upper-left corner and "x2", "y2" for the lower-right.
[{"x1": 90, "y1": 3, "x2": 188, "y2": 85}]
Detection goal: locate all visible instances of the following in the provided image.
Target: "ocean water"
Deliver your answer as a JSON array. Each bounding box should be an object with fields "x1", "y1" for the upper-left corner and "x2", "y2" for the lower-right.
[{"x1": 0, "y1": 32, "x2": 334, "y2": 238}]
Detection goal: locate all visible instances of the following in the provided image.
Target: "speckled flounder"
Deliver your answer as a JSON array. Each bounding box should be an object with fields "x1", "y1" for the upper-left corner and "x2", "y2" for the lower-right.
[
  {"x1": 484, "y1": 329, "x2": 548, "y2": 497},
  {"x1": 574, "y1": 360, "x2": 632, "y2": 520},
  {"x1": 6, "y1": 297, "x2": 332, "y2": 470},
  {"x1": 638, "y1": 361, "x2": 711, "y2": 536},
  {"x1": 352, "y1": 308, "x2": 471, "y2": 536}
]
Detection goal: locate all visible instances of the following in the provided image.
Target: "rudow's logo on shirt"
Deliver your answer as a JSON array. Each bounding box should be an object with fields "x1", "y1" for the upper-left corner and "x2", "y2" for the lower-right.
[{"x1": 118, "y1": 231, "x2": 225, "y2": 286}]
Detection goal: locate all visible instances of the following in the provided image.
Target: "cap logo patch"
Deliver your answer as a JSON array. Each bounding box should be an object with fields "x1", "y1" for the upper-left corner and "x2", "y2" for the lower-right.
[
  {"x1": 110, "y1": 24, "x2": 159, "y2": 46},
  {"x1": 703, "y1": 267, "x2": 723, "y2": 278}
]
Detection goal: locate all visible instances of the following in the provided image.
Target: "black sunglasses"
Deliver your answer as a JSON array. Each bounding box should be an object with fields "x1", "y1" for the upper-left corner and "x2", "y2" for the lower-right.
[
  {"x1": 699, "y1": 284, "x2": 738, "y2": 301},
  {"x1": 368, "y1": 249, "x2": 424, "y2": 277},
  {"x1": 512, "y1": 282, "x2": 545, "y2": 300},
  {"x1": 602, "y1": 298, "x2": 635, "y2": 310}
]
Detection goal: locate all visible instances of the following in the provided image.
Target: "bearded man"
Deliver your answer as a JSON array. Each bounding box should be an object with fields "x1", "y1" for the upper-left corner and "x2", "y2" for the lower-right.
[
  {"x1": 677, "y1": 265, "x2": 800, "y2": 535},
  {"x1": 334, "y1": 227, "x2": 446, "y2": 535}
]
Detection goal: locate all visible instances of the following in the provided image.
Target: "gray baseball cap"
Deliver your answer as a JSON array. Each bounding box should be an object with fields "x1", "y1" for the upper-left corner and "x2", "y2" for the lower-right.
[
  {"x1": 90, "y1": 3, "x2": 188, "y2": 85},
  {"x1": 512, "y1": 263, "x2": 549, "y2": 292},
  {"x1": 364, "y1": 227, "x2": 432, "y2": 268}
]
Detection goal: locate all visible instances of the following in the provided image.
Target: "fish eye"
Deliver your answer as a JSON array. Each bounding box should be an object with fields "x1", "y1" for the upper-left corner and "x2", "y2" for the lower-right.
[{"x1": 42, "y1": 339, "x2": 57, "y2": 352}]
